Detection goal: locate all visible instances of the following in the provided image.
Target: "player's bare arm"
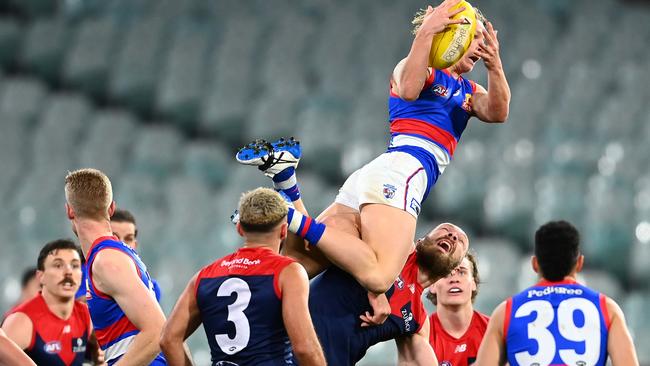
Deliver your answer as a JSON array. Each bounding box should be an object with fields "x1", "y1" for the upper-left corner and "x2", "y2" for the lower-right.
[
  {"x1": 393, "y1": 0, "x2": 467, "y2": 100},
  {"x1": 395, "y1": 316, "x2": 438, "y2": 365},
  {"x1": 0, "y1": 329, "x2": 36, "y2": 366},
  {"x1": 470, "y1": 22, "x2": 510, "y2": 123},
  {"x1": 92, "y1": 249, "x2": 166, "y2": 366},
  {"x1": 279, "y1": 262, "x2": 326, "y2": 366},
  {"x1": 1, "y1": 312, "x2": 32, "y2": 350},
  {"x1": 475, "y1": 301, "x2": 507, "y2": 366},
  {"x1": 160, "y1": 274, "x2": 201, "y2": 366},
  {"x1": 605, "y1": 297, "x2": 639, "y2": 366}
]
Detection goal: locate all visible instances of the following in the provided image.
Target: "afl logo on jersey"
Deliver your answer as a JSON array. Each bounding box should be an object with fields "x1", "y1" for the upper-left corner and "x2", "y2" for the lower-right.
[
  {"x1": 44, "y1": 341, "x2": 62, "y2": 354},
  {"x1": 432, "y1": 84, "x2": 449, "y2": 98}
]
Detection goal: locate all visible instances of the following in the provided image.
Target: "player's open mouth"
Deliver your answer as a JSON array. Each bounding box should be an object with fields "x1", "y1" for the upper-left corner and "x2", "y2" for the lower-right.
[
  {"x1": 60, "y1": 279, "x2": 76, "y2": 289},
  {"x1": 448, "y1": 287, "x2": 462, "y2": 294},
  {"x1": 437, "y1": 240, "x2": 452, "y2": 253}
]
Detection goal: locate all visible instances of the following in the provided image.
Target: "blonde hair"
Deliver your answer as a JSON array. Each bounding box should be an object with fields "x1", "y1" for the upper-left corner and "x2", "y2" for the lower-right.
[
  {"x1": 65, "y1": 168, "x2": 113, "y2": 220},
  {"x1": 411, "y1": 5, "x2": 487, "y2": 35},
  {"x1": 238, "y1": 188, "x2": 288, "y2": 232}
]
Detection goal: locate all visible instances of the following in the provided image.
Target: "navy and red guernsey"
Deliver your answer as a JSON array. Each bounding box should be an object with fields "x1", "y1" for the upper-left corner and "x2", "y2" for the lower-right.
[
  {"x1": 85, "y1": 236, "x2": 166, "y2": 365},
  {"x1": 308, "y1": 251, "x2": 427, "y2": 365},
  {"x1": 194, "y1": 246, "x2": 296, "y2": 366},
  {"x1": 9, "y1": 293, "x2": 91, "y2": 366},
  {"x1": 429, "y1": 310, "x2": 489, "y2": 366}
]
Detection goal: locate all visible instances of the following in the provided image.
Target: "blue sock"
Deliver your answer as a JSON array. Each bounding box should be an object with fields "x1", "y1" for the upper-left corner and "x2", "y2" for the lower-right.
[
  {"x1": 287, "y1": 207, "x2": 325, "y2": 245},
  {"x1": 273, "y1": 167, "x2": 301, "y2": 201}
]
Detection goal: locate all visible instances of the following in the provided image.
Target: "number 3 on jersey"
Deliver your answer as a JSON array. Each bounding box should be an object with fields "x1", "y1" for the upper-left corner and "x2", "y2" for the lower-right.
[
  {"x1": 514, "y1": 298, "x2": 601, "y2": 365},
  {"x1": 215, "y1": 278, "x2": 251, "y2": 355}
]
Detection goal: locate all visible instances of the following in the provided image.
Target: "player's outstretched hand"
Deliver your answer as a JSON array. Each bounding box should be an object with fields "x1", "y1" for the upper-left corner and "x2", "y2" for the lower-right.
[
  {"x1": 417, "y1": 0, "x2": 466, "y2": 38},
  {"x1": 360, "y1": 293, "x2": 391, "y2": 327},
  {"x1": 475, "y1": 21, "x2": 502, "y2": 70}
]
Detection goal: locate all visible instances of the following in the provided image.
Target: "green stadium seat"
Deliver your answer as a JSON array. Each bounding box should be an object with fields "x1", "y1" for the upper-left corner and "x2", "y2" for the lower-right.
[
  {"x1": 472, "y1": 238, "x2": 522, "y2": 313},
  {"x1": 63, "y1": 16, "x2": 120, "y2": 97},
  {"x1": 181, "y1": 141, "x2": 231, "y2": 189},
  {"x1": 578, "y1": 269, "x2": 623, "y2": 301},
  {"x1": 0, "y1": 77, "x2": 47, "y2": 124},
  {"x1": 32, "y1": 93, "x2": 92, "y2": 170},
  {"x1": 114, "y1": 172, "x2": 165, "y2": 212},
  {"x1": 0, "y1": 17, "x2": 20, "y2": 67},
  {"x1": 109, "y1": 16, "x2": 168, "y2": 114},
  {"x1": 156, "y1": 19, "x2": 213, "y2": 132},
  {"x1": 19, "y1": 18, "x2": 70, "y2": 82},
  {"x1": 5, "y1": 0, "x2": 57, "y2": 17},
  {"x1": 79, "y1": 109, "x2": 139, "y2": 179},
  {"x1": 128, "y1": 124, "x2": 183, "y2": 180}
]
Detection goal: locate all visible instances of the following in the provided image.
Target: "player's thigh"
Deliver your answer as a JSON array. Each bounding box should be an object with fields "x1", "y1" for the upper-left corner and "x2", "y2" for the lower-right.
[{"x1": 359, "y1": 203, "x2": 416, "y2": 280}]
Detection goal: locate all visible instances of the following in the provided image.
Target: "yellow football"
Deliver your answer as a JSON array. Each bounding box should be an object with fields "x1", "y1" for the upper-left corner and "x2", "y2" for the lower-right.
[{"x1": 428, "y1": 0, "x2": 477, "y2": 70}]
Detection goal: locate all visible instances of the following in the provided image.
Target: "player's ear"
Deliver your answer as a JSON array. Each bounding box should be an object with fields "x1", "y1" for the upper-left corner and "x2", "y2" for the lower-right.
[
  {"x1": 279, "y1": 222, "x2": 288, "y2": 241},
  {"x1": 531, "y1": 256, "x2": 540, "y2": 274},
  {"x1": 108, "y1": 201, "x2": 116, "y2": 217},
  {"x1": 575, "y1": 254, "x2": 585, "y2": 273},
  {"x1": 235, "y1": 222, "x2": 245, "y2": 238},
  {"x1": 65, "y1": 203, "x2": 75, "y2": 219},
  {"x1": 36, "y1": 270, "x2": 45, "y2": 285}
]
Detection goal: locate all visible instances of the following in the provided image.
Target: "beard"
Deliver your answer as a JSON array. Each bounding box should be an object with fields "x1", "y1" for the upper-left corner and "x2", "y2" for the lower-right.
[{"x1": 415, "y1": 241, "x2": 462, "y2": 281}]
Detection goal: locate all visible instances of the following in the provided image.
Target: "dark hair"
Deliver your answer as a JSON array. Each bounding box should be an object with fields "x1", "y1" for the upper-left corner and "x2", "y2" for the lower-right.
[
  {"x1": 20, "y1": 267, "x2": 38, "y2": 288},
  {"x1": 37, "y1": 239, "x2": 82, "y2": 271},
  {"x1": 111, "y1": 208, "x2": 138, "y2": 237},
  {"x1": 427, "y1": 251, "x2": 481, "y2": 305},
  {"x1": 534, "y1": 220, "x2": 581, "y2": 282}
]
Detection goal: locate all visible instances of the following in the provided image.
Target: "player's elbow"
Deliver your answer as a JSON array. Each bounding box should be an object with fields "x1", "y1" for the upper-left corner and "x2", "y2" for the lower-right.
[
  {"x1": 159, "y1": 328, "x2": 179, "y2": 354},
  {"x1": 361, "y1": 274, "x2": 394, "y2": 294},
  {"x1": 397, "y1": 88, "x2": 420, "y2": 102}
]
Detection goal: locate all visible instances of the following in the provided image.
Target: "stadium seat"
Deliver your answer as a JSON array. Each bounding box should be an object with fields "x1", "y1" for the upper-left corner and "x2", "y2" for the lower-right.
[
  {"x1": 199, "y1": 14, "x2": 259, "y2": 143},
  {"x1": 472, "y1": 238, "x2": 522, "y2": 313},
  {"x1": 19, "y1": 18, "x2": 70, "y2": 82},
  {"x1": 578, "y1": 269, "x2": 623, "y2": 301},
  {"x1": 78, "y1": 109, "x2": 139, "y2": 179},
  {"x1": 109, "y1": 15, "x2": 168, "y2": 114},
  {"x1": 32, "y1": 93, "x2": 92, "y2": 171},
  {"x1": 181, "y1": 141, "x2": 231, "y2": 189},
  {"x1": 128, "y1": 124, "x2": 183, "y2": 180},
  {"x1": 156, "y1": 19, "x2": 213, "y2": 131},
  {"x1": 244, "y1": 94, "x2": 299, "y2": 144},
  {"x1": 63, "y1": 16, "x2": 121, "y2": 97},
  {"x1": 0, "y1": 17, "x2": 20, "y2": 67},
  {"x1": 0, "y1": 77, "x2": 47, "y2": 124}
]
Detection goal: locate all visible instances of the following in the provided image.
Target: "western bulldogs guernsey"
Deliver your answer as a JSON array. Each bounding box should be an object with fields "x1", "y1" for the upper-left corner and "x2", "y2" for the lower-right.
[
  {"x1": 195, "y1": 247, "x2": 296, "y2": 366},
  {"x1": 85, "y1": 236, "x2": 166, "y2": 365},
  {"x1": 504, "y1": 280, "x2": 610, "y2": 366},
  {"x1": 308, "y1": 252, "x2": 427, "y2": 365},
  {"x1": 9, "y1": 293, "x2": 91, "y2": 366},
  {"x1": 429, "y1": 310, "x2": 489, "y2": 366}
]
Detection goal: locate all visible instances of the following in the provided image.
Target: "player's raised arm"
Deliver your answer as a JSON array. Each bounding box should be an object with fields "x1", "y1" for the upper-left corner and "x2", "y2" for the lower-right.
[
  {"x1": 605, "y1": 297, "x2": 639, "y2": 366},
  {"x1": 92, "y1": 249, "x2": 166, "y2": 365},
  {"x1": 470, "y1": 21, "x2": 510, "y2": 123},
  {"x1": 0, "y1": 329, "x2": 35, "y2": 366},
  {"x1": 279, "y1": 262, "x2": 326, "y2": 366},
  {"x1": 160, "y1": 274, "x2": 202, "y2": 366},
  {"x1": 393, "y1": 0, "x2": 467, "y2": 101},
  {"x1": 395, "y1": 316, "x2": 438, "y2": 365},
  {"x1": 475, "y1": 301, "x2": 508, "y2": 366}
]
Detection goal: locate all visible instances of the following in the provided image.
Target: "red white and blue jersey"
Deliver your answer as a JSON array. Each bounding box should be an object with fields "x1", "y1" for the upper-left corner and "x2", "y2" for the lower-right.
[
  {"x1": 504, "y1": 280, "x2": 610, "y2": 366},
  {"x1": 194, "y1": 247, "x2": 296, "y2": 366},
  {"x1": 308, "y1": 251, "x2": 427, "y2": 365},
  {"x1": 10, "y1": 293, "x2": 91, "y2": 366},
  {"x1": 429, "y1": 310, "x2": 489, "y2": 366},
  {"x1": 389, "y1": 68, "x2": 477, "y2": 158},
  {"x1": 85, "y1": 236, "x2": 166, "y2": 365}
]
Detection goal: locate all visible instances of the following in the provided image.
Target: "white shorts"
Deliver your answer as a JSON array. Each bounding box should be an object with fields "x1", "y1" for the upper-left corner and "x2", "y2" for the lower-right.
[{"x1": 335, "y1": 151, "x2": 428, "y2": 218}]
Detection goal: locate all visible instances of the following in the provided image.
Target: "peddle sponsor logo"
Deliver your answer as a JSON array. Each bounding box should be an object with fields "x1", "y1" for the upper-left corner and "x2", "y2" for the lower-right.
[
  {"x1": 221, "y1": 257, "x2": 261, "y2": 268},
  {"x1": 401, "y1": 308, "x2": 413, "y2": 332},
  {"x1": 44, "y1": 341, "x2": 61, "y2": 354},
  {"x1": 72, "y1": 337, "x2": 86, "y2": 353},
  {"x1": 383, "y1": 184, "x2": 397, "y2": 199},
  {"x1": 527, "y1": 286, "x2": 583, "y2": 298},
  {"x1": 432, "y1": 84, "x2": 449, "y2": 98}
]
